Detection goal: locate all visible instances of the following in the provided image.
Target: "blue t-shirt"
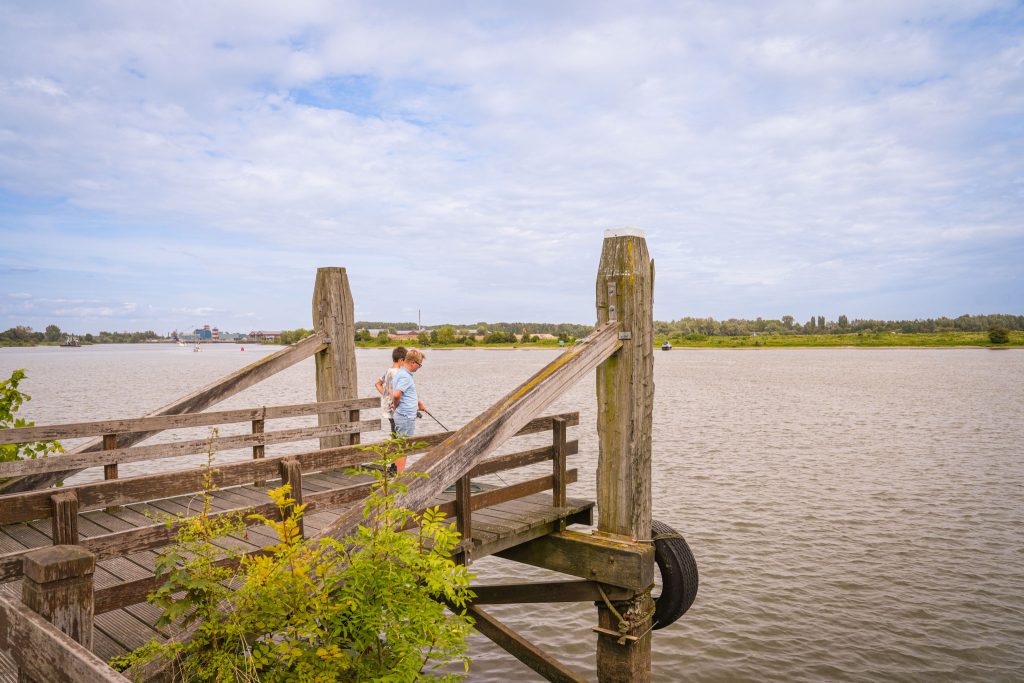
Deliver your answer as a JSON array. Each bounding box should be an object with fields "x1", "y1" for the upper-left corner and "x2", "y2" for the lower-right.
[{"x1": 392, "y1": 367, "x2": 418, "y2": 418}]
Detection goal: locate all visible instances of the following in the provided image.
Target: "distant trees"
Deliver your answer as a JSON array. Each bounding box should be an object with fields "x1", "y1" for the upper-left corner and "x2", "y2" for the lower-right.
[
  {"x1": 277, "y1": 328, "x2": 313, "y2": 345},
  {"x1": 430, "y1": 326, "x2": 457, "y2": 345},
  {"x1": 0, "y1": 326, "x2": 41, "y2": 344},
  {"x1": 658, "y1": 314, "x2": 1024, "y2": 339},
  {"x1": 44, "y1": 324, "x2": 62, "y2": 342}
]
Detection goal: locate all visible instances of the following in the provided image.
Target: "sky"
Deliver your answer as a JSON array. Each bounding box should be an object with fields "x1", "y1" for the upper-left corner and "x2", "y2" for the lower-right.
[{"x1": 1, "y1": 1, "x2": 1022, "y2": 334}]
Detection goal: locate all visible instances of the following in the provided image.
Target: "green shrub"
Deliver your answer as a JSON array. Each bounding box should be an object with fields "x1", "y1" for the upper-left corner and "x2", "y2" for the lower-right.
[
  {"x1": 1, "y1": 369, "x2": 63, "y2": 464},
  {"x1": 989, "y1": 326, "x2": 1010, "y2": 344},
  {"x1": 116, "y1": 437, "x2": 474, "y2": 681}
]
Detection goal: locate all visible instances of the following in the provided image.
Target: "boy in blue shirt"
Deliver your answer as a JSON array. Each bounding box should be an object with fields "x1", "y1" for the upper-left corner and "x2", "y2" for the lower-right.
[{"x1": 390, "y1": 348, "x2": 427, "y2": 472}]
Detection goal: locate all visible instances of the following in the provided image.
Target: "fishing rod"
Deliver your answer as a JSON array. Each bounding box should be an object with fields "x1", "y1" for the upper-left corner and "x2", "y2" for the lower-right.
[{"x1": 420, "y1": 409, "x2": 450, "y2": 432}]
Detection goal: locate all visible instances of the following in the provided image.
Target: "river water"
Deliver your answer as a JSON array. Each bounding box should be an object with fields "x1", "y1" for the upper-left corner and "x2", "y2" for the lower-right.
[{"x1": 2, "y1": 344, "x2": 1023, "y2": 681}]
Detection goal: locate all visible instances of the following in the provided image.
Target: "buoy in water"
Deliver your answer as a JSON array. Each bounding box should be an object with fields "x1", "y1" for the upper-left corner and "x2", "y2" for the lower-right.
[{"x1": 241, "y1": 347, "x2": 244, "y2": 351}]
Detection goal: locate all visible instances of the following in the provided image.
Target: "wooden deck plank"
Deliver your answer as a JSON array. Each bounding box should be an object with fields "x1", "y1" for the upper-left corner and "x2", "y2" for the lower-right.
[
  {"x1": 95, "y1": 609, "x2": 167, "y2": 651},
  {"x1": 90, "y1": 627, "x2": 125, "y2": 666},
  {"x1": 0, "y1": 529, "x2": 26, "y2": 555},
  {"x1": 0, "y1": 521, "x2": 125, "y2": 590},
  {"x1": 79, "y1": 510, "x2": 162, "y2": 572}
]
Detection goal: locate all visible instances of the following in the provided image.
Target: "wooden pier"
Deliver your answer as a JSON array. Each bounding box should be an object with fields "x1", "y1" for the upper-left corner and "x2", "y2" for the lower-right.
[{"x1": 0, "y1": 232, "x2": 697, "y2": 682}]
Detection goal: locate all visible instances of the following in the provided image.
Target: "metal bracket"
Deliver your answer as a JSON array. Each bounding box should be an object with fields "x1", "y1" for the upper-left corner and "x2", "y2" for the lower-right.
[
  {"x1": 618, "y1": 332, "x2": 632, "y2": 340},
  {"x1": 607, "y1": 281, "x2": 617, "y2": 321},
  {"x1": 322, "y1": 337, "x2": 332, "y2": 345}
]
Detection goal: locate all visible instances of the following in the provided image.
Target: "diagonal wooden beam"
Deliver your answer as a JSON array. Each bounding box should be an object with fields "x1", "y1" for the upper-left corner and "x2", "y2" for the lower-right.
[
  {"x1": 465, "y1": 604, "x2": 589, "y2": 683},
  {"x1": 0, "y1": 332, "x2": 327, "y2": 494},
  {"x1": 313, "y1": 321, "x2": 621, "y2": 542}
]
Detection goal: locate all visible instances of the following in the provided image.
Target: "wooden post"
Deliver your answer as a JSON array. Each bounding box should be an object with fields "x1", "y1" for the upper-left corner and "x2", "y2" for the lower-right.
[
  {"x1": 312, "y1": 268, "x2": 359, "y2": 449},
  {"x1": 49, "y1": 491, "x2": 79, "y2": 546},
  {"x1": 19, "y1": 546, "x2": 95, "y2": 683},
  {"x1": 278, "y1": 457, "x2": 304, "y2": 539},
  {"x1": 455, "y1": 474, "x2": 472, "y2": 564},
  {"x1": 552, "y1": 417, "x2": 568, "y2": 510},
  {"x1": 252, "y1": 411, "x2": 266, "y2": 486},
  {"x1": 102, "y1": 434, "x2": 120, "y2": 512},
  {"x1": 594, "y1": 228, "x2": 655, "y2": 682}
]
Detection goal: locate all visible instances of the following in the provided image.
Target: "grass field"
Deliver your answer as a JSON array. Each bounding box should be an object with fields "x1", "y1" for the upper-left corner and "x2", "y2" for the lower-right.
[{"x1": 658, "y1": 331, "x2": 1024, "y2": 348}]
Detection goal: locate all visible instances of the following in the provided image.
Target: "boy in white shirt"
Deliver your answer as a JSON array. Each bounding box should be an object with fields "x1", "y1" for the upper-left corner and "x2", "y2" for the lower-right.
[{"x1": 374, "y1": 346, "x2": 407, "y2": 434}]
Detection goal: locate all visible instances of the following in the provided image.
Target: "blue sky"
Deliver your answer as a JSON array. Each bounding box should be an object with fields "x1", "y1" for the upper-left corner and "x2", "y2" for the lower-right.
[{"x1": 1, "y1": 1, "x2": 1022, "y2": 334}]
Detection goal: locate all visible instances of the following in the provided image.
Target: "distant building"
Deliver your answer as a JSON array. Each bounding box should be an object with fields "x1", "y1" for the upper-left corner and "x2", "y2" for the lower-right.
[
  {"x1": 211, "y1": 327, "x2": 220, "y2": 341},
  {"x1": 248, "y1": 330, "x2": 282, "y2": 342},
  {"x1": 194, "y1": 326, "x2": 212, "y2": 340}
]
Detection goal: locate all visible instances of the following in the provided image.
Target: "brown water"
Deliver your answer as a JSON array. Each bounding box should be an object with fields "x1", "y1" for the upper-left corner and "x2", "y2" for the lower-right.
[{"x1": 2, "y1": 344, "x2": 1023, "y2": 681}]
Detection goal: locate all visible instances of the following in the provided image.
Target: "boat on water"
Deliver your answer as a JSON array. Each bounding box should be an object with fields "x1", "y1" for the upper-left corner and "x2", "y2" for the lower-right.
[
  {"x1": 661, "y1": 341, "x2": 672, "y2": 351},
  {"x1": 60, "y1": 335, "x2": 81, "y2": 347}
]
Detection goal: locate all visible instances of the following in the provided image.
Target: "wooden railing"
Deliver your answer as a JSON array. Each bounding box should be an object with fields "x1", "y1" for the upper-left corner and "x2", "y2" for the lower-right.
[
  {"x1": 0, "y1": 397, "x2": 379, "y2": 478},
  {"x1": 0, "y1": 410, "x2": 580, "y2": 605},
  {"x1": 0, "y1": 331, "x2": 330, "y2": 494}
]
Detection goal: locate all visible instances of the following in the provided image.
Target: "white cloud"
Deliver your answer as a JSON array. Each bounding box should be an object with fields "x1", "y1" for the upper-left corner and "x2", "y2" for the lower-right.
[{"x1": 0, "y1": 1, "x2": 1021, "y2": 331}]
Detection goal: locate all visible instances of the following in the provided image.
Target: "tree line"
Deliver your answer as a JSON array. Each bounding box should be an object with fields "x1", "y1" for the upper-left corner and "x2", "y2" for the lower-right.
[
  {"x1": 0, "y1": 325, "x2": 159, "y2": 345},
  {"x1": 4, "y1": 314, "x2": 1021, "y2": 347},
  {"x1": 655, "y1": 313, "x2": 1024, "y2": 337}
]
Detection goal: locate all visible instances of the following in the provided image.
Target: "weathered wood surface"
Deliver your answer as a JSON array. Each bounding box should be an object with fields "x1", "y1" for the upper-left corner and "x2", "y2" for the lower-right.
[
  {"x1": 278, "y1": 457, "x2": 304, "y2": 538},
  {"x1": 0, "y1": 412, "x2": 577, "y2": 527},
  {"x1": 594, "y1": 230, "x2": 656, "y2": 683},
  {"x1": 497, "y1": 529, "x2": 654, "y2": 590},
  {"x1": 466, "y1": 605, "x2": 588, "y2": 683},
  {"x1": 91, "y1": 471, "x2": 582, "y2": 616},
  {"x1": 0, "y1": 419, "x2": 379, "y2": 478},
  {"x1": 0, "y1": 414, "x2": 579, "y2": 575},
  {"x1": 49, "y1": 492, "x2": 80, "y2": 546},
  {"x1": 0, "y1": 397, "x2": 376, "y2": 446},
  {"x1": 315, "y1": 323, "x2": 620, "y2": 543},
  {"x1": 0, "y1": 444, "x2": 578, "y2": 584},
  {"x1": 0, "y1": 593, "x2": 129, "y2": 683},
  {"x1": 552, "y1": 417, "x2": 568, "y2": 510},
  {"x1": 1, "y1": 408, "x2": 587, "y2": 681},
  {"x1": 20, "y1": 546, "x2": 96, "y2": 654},
  {"x1": 312, "y1": 267, "x2": 359, "y2": 450},
  {"x1": 0, "y1": 333, "x2": 328, "y2": 494}
]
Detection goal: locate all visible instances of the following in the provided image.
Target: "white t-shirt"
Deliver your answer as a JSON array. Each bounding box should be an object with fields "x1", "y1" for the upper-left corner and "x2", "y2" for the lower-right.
[{"x1": 379, "y1": 367, "x2": 399, "y2": 419}]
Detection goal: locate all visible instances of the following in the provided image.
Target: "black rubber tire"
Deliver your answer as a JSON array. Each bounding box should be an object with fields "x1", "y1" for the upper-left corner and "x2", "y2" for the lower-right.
[{"x1": 652, "y1": 519, "x2": 698, "y2": 630}]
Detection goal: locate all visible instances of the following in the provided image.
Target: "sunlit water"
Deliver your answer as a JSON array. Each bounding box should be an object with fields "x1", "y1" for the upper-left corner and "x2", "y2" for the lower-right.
[{"x1": 2, "y1": 344, "x2": 1023, "y2": 681}]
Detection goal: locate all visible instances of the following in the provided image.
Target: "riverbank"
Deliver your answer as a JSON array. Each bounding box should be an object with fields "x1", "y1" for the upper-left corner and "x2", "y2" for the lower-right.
[
  {"x1": 657, "y1": 331, "x2": 1024, "y2": 348},
  {"x1": 5, "y1": 331, "x2": 1022, "y2": 350}
]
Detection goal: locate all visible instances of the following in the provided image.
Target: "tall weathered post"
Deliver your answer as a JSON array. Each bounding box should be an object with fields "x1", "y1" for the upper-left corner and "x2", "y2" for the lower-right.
[
  {"x1": 312, "y1": 267, "x2": 359, "y2": 449},
  {"x1": 594, "y1": 228, "x2": 655, "y2": 682}
]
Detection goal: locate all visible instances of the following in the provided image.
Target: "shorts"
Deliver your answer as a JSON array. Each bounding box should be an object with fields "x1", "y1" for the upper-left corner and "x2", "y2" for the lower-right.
[{"x1": 393, "y1": 414, "x2": 416, "y2": 438}]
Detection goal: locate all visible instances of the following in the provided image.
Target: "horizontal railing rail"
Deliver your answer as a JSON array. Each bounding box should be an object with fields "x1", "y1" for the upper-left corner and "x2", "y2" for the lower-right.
[
  {"x1": 0, "y1": 331, "x2": 330, "y2": 494},
  {"x1": 0, "y1": 397, "x2": 375, "y2": 445},
  {"x1": 0, "y1": 412, "x2": 577, "y2": 526},
  {"x1": 0, "y1": 420, "x2": 378, "y2": 477}
]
